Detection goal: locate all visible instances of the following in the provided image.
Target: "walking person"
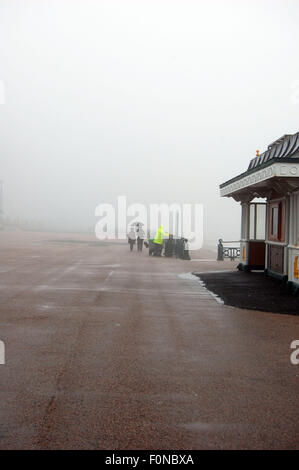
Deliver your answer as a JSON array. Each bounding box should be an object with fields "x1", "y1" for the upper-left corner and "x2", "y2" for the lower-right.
[
  {"x1": 137, "y1": 227, "x2": 145, "y2": 252},
  {"x1": 127, "y1": 228, "x2": 136, "y2": 252},
  {"x1": 183, "y1": 238, "x2": 191, "y2": 260}
]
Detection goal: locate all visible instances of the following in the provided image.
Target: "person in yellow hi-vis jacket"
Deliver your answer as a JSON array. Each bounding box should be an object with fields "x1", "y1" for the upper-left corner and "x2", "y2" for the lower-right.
[{"x1": 153, "y1": 225, "x2": 169, "y2": 256}]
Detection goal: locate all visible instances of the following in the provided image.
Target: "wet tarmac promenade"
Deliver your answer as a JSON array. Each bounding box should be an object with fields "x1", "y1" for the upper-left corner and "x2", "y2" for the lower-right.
[{"x1": 0, "y1": 232, "x2": 298, "y2": 449}]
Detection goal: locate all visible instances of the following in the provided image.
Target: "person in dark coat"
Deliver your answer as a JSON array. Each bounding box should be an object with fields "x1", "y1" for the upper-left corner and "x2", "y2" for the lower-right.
[
  {"x1": 128, "y1": 228, "x2": 136, "y2": 251},
  {"x1": 165, "y1": 234, "x2": 175, "y2": 257},
  {"x1": 137, "y1": 227, "x2": 145, "y2": 252},
  {"x1": 183, "y1": 238, "x2": 191, "y2": 260}
]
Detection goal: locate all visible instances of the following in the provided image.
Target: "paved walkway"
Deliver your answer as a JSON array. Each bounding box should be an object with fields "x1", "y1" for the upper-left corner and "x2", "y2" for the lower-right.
[{"x1": 0, "y1": 232, "x2": 298, "y2": 449}]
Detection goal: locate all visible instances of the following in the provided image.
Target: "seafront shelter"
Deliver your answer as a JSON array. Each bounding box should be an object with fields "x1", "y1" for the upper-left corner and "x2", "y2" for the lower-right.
[{"x1": 220, "y1": 131, "x2": 299, "y2": 292}]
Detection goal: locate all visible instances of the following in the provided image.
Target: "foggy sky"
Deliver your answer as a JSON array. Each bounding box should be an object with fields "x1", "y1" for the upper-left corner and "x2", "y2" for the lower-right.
[{"x1": 1, "y1": 0, "x2": 299, "y2": 244}]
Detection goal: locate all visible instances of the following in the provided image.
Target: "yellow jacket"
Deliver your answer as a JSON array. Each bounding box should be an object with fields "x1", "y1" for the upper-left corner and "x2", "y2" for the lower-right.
[{"x1": 154, "y1": 225, "x2": 168, "y2": 245}]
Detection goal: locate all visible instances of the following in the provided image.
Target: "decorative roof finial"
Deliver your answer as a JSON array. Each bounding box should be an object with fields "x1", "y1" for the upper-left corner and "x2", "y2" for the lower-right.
[{"x1": 256, "y1": 149, "x2": 260, "y2": 157}]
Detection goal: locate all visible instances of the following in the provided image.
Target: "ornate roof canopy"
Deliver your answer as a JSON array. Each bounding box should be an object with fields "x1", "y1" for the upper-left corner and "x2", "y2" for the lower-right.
[
  {"x1": 220, "y1": 132, "x2": 299, "y2": 202},
  {"x1": 247, "y1": 132, "x2": 299, "y2": 171}
]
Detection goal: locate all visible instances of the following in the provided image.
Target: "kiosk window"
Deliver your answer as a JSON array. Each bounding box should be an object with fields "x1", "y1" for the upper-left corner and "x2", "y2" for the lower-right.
[
  {"x1": 271, "y1": 207, "x2": 279, "y2": 238},
  {"x1": 268, "y1": 200, "x2": 285, "y2": 242}
]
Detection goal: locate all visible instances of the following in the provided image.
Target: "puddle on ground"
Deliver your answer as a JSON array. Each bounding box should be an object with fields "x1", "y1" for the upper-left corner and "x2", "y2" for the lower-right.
[
  {"x1": 178, "y1": 272, "x2": 224, "y2": 305},
  {"x1": 181, "y1": 421, "x2": 244, "y2": 432},
  {"x1": 177, "y1": 272, "x2": 199, "y2": 281}
]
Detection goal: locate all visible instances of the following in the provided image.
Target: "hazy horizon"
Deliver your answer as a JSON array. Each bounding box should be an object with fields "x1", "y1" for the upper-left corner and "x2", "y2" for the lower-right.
[{"x1": 1, "y1": 0, "x2": 299, "y2": 245}]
